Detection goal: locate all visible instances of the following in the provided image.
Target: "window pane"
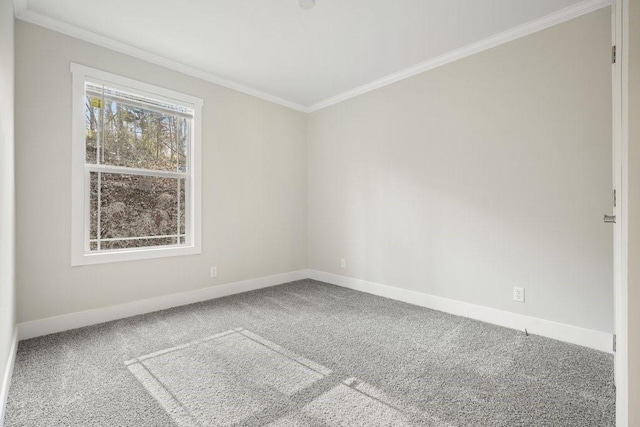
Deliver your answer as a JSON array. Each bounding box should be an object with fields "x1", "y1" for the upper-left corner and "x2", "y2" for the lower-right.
[
  {"x1": 89, "y1": 172, "x2": 186, "y2": 251},
  {"x1": 89, "y1": 173, "x2": 98, "y2": 240},
  {"x1": 85, "y1": 95, "x2": 101, "y2": 164},
  {"x1": 179, "y1": 178, "x2": 185, "y2": 235},
  {"x1": 84, "y1": 86, "x2": 190, "y2": 172}
]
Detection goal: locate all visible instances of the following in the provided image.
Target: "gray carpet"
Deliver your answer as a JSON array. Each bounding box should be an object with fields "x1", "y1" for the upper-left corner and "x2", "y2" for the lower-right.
[{"x1": 4, "y1": 280, "x2": 615, "y2": 426}]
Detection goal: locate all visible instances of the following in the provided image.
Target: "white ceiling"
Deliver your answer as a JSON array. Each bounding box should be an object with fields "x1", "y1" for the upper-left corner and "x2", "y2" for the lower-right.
[{"x1": 17, "y1": 0, "x2": 607, "y2": 111}]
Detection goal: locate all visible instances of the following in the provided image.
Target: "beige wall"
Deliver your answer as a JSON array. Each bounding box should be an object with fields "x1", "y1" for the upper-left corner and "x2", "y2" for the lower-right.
[
  {"x1": 307, "y1": 9, "x2": 613, "y2": 333},
  {"x1": 14, "y1": 22, "x2": 308, "y2": 323},
  {"x1": 627, "y1": 0, "x2": 640, "y2": 424},
  {"x1": 0, "y1": 0, "x2": 16, "y2": 396}
]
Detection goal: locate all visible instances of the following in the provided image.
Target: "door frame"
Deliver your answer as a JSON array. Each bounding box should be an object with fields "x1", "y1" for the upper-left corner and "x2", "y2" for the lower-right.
[{"x1": 612, "y1": 0, "x2": 629, "y2": 426}]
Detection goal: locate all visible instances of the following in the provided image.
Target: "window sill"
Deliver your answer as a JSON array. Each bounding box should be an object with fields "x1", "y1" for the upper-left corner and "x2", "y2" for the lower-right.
[{"x1": 71, "y1": 244, "x2": 201, "y2": 266}]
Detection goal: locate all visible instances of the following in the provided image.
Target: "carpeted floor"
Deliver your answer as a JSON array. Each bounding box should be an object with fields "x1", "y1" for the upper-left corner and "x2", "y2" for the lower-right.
[{"x1": 4, "y1": 280, "x2": 615, "y2": 426}]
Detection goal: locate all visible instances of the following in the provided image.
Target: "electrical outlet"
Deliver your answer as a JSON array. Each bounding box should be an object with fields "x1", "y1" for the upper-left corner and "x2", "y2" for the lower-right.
[
  {"x1": 513, "y1": 287, "x2": 525, "y2": 303},
  {"x1": 340, "y1": 258, "x2": 346, "y2": 269},
  {"x1": 210, "y1": 266, "x2": 218, "y2": 278}
]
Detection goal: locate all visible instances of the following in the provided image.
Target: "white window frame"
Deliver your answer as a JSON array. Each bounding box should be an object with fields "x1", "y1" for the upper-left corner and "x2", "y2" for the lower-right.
[{"x1": 70, "y1": 63, "x2": 203, "y2": 266}]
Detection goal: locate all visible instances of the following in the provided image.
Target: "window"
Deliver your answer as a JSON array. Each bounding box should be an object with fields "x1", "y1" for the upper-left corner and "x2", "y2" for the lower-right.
[{"x1": 71, "y1": 64, "x2": 202, "y2": 265}]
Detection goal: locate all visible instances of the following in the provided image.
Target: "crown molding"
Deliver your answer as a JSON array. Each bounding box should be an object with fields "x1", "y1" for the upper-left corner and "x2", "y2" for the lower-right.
[
  {"x1": 307, "y1": 0, "x2": 612, "y2": 112},
  {"x1": 13, "y1": 4, "x2": 309, "y2": 113},
  {"x1": 14, "y1": 0, "x2": 610, "y2": 114}
]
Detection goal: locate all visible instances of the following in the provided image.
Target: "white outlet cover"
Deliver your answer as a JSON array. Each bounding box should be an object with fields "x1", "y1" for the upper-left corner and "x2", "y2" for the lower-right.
[
  {"x1": 340, "y1": 258, "x2": 346, "y2": 269},
  {"x1": 210, "y1": 267, "x2": 218, "y2": 278},
  {"x1": 513, "y1": 287, "x2": 525, "y2": 303}
]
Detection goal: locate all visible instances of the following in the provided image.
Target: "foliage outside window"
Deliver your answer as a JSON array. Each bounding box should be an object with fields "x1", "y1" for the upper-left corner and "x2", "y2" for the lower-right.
[{"x1": 71, "y1": 64, "x2": 202, "y2": 265}]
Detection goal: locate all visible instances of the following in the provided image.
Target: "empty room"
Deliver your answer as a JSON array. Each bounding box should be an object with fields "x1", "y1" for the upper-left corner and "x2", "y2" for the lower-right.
[{"x1": 1, "y1": 0, "x2": 639, "y2": 426}]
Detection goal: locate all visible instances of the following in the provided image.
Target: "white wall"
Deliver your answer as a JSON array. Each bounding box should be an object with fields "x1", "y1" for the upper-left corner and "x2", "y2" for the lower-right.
[
  {"x1": 0, "y1": 0, "x2": 16, "y2": 405},
  {"x1": 14, "y1": 22, "x2": 308, "y2": 323},
  {"x1": 307, "y1": 9, "x2": 613, "y2": 333}
]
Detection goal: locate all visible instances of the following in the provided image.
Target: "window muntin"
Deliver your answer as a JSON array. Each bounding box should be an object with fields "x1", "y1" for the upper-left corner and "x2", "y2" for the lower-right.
[{"x1": 71, "y1": 64, "x2": 202, "y2": 265}]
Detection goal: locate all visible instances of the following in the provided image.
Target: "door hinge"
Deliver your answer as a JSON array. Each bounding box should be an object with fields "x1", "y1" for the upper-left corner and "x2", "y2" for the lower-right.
[
  {"x1": 612, "y1": 45, "x2": 617, "y2": 64},
  {"x1": 614, "y1": 189, "x2": 617, "y2": 208},
  {"x1": 613, "y1": 334, "x2": 617, "y2": 352}
]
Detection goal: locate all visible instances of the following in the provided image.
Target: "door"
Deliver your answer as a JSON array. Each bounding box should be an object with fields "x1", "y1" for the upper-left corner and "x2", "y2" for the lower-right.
[{"x1": 610, "y1": 1, "x2": 628, "y2": 426}]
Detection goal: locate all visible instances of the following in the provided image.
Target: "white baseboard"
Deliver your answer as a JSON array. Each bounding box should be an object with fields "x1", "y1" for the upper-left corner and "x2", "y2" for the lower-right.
[
  {"x1": 16, "y1": 269, "x2": 613, "y2": 354},
  {"x1": 0, "y1": 327, "x2": 18, "y2": 427},
  {"x1": 17, "y1": 270, "x2": 309, "y2": 341},
  {"x1": 308, "y1": 270, "x2": 613, "y2": 353}
]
